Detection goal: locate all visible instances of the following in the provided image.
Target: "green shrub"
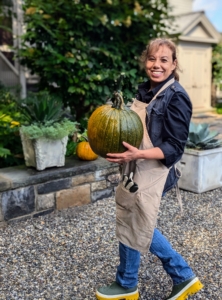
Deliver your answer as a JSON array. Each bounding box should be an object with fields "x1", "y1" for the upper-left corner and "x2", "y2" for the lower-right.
[
  {"x1": 212, "y1": 41, "x2": 222, "y2": 85},
  {"x1": 17, "y1": 0, "x2": 177, "y2": 125},
  {"x1": 0, "y1": 84, "x2": 24, "y2": 168},
  {"x1": 216, "y1": 101, "x2": 222, "y2": 114},
  {"x1": 0, "y1": 146, "x2": 11, "y2": 158}
]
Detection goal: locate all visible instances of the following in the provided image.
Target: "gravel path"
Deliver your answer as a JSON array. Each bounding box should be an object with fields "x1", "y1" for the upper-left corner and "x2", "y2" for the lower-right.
[{"x1": 0, "y1": 187, "x2": 221, "y2": 300}]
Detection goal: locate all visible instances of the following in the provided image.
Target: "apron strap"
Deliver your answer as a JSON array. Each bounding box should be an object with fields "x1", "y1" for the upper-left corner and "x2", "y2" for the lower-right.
[
  {"x1": 151, "y1": 78, "x2": 175, "y2": 102},
  {"x1": 175, "y1": 182, "x2": 183, "y2": 215},
  {"x1": 174, "y1": 165, "x2": 183, "y2": 215}
]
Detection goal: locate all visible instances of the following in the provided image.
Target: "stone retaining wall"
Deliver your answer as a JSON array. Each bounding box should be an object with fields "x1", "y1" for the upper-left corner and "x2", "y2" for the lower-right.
[{"x1": 0, "y1": 157, "x2": 120, "y2": 225}]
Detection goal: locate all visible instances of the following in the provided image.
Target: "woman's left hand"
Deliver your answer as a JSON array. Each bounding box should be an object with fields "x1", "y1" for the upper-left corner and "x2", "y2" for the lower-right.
[{"x1": 106, "y1": 141, "x2": 139, "y2": 164}]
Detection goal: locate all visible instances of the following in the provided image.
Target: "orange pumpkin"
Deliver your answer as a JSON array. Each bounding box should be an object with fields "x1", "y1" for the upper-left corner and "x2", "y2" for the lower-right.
[{"x1": 76, "y1": 141, "x2": 98, "y2": 161}]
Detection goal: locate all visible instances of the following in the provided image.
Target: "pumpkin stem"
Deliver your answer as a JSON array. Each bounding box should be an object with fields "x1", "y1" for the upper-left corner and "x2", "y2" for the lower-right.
[
  {"x1": 112, "y1": 91, "x2": 124, "y2": 110},
  {"x1": 77, "y1": 132, "x2": 88, "y2": 142},
  {"x1": 82, "y1": 136, "x2": 88, "y2": 142}
]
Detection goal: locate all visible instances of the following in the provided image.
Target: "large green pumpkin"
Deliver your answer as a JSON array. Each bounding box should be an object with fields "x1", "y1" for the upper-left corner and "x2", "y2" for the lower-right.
[{"x1": 87, "y1": 91, "x2": 144, "y2": 158}]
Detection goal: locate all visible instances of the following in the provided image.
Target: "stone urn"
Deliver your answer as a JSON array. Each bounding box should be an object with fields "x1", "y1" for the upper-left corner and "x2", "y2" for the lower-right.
[
  {"x1": 20, "y1": 130, "x2": 68, "y2": 171},
  {"x1": 177, "y1": 147, "x2": 222, "y2": 193}
]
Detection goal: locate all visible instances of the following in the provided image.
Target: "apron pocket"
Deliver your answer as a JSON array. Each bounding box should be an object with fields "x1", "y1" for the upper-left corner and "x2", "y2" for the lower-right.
[
  {"x1": 134, "y1": 187, "x2": 161, "y2": 234},
  {"x1": 115, "y1": 183, "x2": 138, "y2": 210}
]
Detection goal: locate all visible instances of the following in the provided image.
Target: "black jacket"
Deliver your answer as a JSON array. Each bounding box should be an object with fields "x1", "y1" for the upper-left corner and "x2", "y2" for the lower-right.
[{"x1": 136, "y1": 76, "x2": 192, "y2": 192}]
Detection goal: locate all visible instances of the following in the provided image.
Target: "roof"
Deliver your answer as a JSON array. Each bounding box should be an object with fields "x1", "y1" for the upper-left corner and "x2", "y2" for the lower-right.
[{"x1": 170, "y1": 11, "x2": 221, "y2": 44}]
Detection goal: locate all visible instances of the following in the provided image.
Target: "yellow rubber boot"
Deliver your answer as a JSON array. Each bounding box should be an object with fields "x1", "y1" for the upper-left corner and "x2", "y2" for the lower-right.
[{"x1": 166, "y1": 276, "x2": 204, "y2": 300}]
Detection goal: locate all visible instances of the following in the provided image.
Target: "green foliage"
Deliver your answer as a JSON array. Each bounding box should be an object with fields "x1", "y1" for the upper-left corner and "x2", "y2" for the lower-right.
[
  {"x1": 65, "y1": 129, "x2": 88, "y2": 156},
  {"x1": 0, "y1": 83, "x2": 25, "y2": 167},
  {"x1": 15, "y1": 91, "x2": 65, "y2": 126},
  {"x1": 216, "y1": 101, "x2": 222, "y2": 114},
  {"x1": 212, "y1": 41, "x2": 222, "y2": 84},
  {"x1": 0, "y1": 0, "x2": 13, "y2": 33},
  {"x1": 186, "y1": 122, "x2": 222, "y2": 150},
  {"x1": 65, "y1": 138, "x2": 77, "y2": 157},
  {"x1": 76, "y1": 129, "x2": 88, "y2": 142},
  {"x1": 0, "y1": 145, "x2": 11, "y2": 158},
  {"x1": 17, "y1": 0, "x2": 177, "y2": 124},
  {"x1": 20, "y1": 119, "x2": 78, "y2": 140}
]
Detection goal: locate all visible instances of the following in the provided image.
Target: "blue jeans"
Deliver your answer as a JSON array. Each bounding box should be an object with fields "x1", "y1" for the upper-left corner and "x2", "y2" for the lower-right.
[{"x1": 116, "y1": 228, "x2": 195, "y2": 288}]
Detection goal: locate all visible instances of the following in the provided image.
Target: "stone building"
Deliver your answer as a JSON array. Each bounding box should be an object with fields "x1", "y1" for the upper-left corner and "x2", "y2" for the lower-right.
[{"x1": 168, "y1": 0, "x2": 221, "y2": 112}]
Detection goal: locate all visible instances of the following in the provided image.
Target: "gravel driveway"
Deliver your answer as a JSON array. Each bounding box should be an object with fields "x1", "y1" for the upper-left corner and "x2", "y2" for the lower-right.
[{"x1": 0, "y1": 187, "x2": 221, "y2": 300}]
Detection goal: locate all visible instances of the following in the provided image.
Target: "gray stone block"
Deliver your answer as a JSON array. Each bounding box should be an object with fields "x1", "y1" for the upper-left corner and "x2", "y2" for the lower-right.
[
  {"x1": 0, "y1": 175, "x2": 12, "y2": 192},
  {"x1": 107, "y1": 173, "x2": 121, "y2": 185},
  {"x1": 2, "y1": 186, "x2": 35, "y2": 220},
  {"x1": 95, "y1": 166, "x2": 119, "y2": 180},
  {"x1": 91, "y1": 188, "x2": 113, "y2": 203},
  {"x1": 37, "y1": 193, "x2": 55, "y2": 211},
  {"x1": 91, "y1": 180, "x2": 107, "y2": 192},
  {"x1": 37, "y1": 178, "x2": 71, "y2": 194}
]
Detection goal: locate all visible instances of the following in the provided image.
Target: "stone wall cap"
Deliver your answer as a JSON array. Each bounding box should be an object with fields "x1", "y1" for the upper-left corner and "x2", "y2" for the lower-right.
[{"x1": 0, "y1": 157, "x2": 116, "y2": 192}]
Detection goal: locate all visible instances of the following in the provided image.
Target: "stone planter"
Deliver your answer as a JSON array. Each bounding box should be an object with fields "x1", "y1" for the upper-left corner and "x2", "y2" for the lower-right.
[
  {"x1": 177, "y1": 147, "x2": 222, "y2": 193},
  {"x1": 20, "y1": 131, "x2": 68, "y2": 171}
]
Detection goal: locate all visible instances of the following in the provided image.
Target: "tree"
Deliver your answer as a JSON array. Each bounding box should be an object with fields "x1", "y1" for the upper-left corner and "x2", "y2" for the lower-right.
[
  {"x1": 17, "y1": 0, "x2": 176, "y2": 125},
  {"x1": 0, "y1": 0, "x2": 14, "y2": 61},
  {"x1": 211, "y1": 40, "x2": 222, "y2": 107},
  {"x1": 212, "y1": 41, "x2": 222, "y2": 84}
]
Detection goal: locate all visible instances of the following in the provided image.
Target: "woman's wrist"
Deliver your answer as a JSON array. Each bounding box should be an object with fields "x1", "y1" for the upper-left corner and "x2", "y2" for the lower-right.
[{"x1": 137, "y1": 147, "x2": 165, "y2": 160}]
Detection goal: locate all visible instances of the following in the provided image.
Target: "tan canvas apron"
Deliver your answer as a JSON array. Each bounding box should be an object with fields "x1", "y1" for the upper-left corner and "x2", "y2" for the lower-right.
[{"x1": 115, "y1": 78, "x2": 175, "y2": 254}]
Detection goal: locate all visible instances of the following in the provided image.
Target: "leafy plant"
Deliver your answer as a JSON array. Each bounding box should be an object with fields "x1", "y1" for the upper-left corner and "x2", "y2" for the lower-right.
[
  {"x1": 0, "y1": 0, "x2": 13, "y2": 34},
  {"x1": 65, "y1": 138, "x2": 77, "y2": 157},
  {"x1": 186, "y1": 122, "x2": 222, "y2": 150},
  {"x1": 216, "y1": 101, "x2": 222, "y2": 114},
  {"x1": 212, "y1": 41, "x2": 222, "y2": 85},
  {"x1": 0, "y1": 145, "x2": 11, "y2": 158},
  {"x1": 17, "y1": 0, "x2": 177, "y2": 124},
  {"x1": 76, "y1": 129, "x2": 88, "y2": 142},
  {"x1": 20, "y1": 119, "x2": 78, "y2": 140},
  {"x1": 0, "y1": 83, "x2": 24, "y2": 167},
  {"x1": 15, "y1": 91, "x2": 65, "y2": 126},
  {"x1": 65, "y1": 129, "x2": 88, "y2": 157},
  {"x1": 16, "y1": 90, "x2": 79, "y2": 140}
]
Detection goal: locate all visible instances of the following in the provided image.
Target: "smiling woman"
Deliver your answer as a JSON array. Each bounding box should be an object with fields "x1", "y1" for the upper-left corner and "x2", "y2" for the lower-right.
[
  {"x1": 145, "y1": 45, "x2": 176, "y2": 88},
  {"x1": 96, "y1": 38, "x2": 203, "y2": 300},
  {"x1": 140, "y1": 38, "x2": 180, "y2": 86}
]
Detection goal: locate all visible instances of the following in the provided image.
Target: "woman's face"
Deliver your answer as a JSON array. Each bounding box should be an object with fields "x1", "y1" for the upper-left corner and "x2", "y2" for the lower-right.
[{"x1": 145, "y1": 45, "x2": 176, "y2": 88}]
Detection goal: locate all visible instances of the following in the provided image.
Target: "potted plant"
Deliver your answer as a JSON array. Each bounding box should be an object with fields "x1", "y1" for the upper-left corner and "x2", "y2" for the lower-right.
[
  {"x1": 177, "y1": 122, "x2": 222, "y2": 193},
  {"x1": 16, "y1": 91, "x2": 78, "y2": 171}
]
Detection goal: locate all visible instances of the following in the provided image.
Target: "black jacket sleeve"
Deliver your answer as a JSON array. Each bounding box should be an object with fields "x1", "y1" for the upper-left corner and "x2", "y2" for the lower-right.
[{"x1": 158, "y1": 92, "x2": 192, "y2": 167}]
